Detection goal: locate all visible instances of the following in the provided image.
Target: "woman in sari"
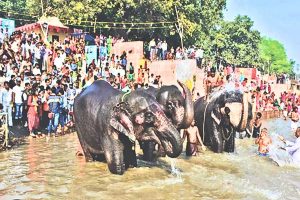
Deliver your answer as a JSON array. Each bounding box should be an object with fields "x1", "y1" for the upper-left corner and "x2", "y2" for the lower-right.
[{"x1": 27, "y1": 88, "x2": 40, "y2": 137}]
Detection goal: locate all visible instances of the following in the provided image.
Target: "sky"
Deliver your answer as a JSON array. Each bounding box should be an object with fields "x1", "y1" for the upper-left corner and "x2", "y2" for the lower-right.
[{"x1": 224, "y1": 0, "x2": 300, "y2": 65}]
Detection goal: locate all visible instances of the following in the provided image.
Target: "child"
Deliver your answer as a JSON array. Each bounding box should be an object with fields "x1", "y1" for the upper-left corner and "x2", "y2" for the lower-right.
[
  {"x1": 182, "y1": 120, "x2": 206, "y2": 156},
  {"x1": 255, "y1": 128, "x2": 272, "y2": 156},
  {"x1": 252, "y1": 112, "x2": 262, "y2": 138}
]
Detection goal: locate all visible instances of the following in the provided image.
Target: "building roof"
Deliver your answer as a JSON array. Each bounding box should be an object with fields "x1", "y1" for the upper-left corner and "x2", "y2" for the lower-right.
[{"x1": 15, "y1": 16, "x2": 68, "y2": 32}]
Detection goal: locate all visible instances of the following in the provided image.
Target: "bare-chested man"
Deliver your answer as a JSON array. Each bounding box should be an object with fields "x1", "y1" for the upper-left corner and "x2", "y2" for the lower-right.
[
  {"x1": 252, "y1": 112, "x2": 262, "y2": 138},
  {"x1": 182, "y1": 120, "x2": 206, "y2": 156},
  {"x1": 255, "y1": 128, "x2": 272, "y2": 156},
  {"x1": 205, "y1": 70, "x2": 220, "y2": 100}
]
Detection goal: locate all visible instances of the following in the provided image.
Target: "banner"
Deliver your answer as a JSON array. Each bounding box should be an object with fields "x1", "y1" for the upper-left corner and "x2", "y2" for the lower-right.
[
  {"x1": 0, "y1": 18, "x2": 15, "y2": 36},
  {"x1": 176, "y1": 60, "x2": 195, "y2": 91},
  {"x1": 85, "y1": 45, "x2": 98, "y2": 66}
]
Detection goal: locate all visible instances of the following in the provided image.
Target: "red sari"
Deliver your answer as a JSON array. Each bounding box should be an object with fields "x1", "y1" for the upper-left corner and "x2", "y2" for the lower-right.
[{"x1": 27, "y1": 95, "x2": 40, "y2": 132}]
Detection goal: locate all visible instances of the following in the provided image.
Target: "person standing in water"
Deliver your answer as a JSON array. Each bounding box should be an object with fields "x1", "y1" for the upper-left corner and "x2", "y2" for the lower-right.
[
  {"x1": 278, "y1": 127, "x2": 300, "y2": 164},
  {"x1": 255, "y1": 128, "x2": 272, "y2": 156},
  {"x1": 182, "y1": 120, "x2": 206, "y2": 156},
  {"x1": 252, "y1": 112, "x2": 262, "y2": 138}
]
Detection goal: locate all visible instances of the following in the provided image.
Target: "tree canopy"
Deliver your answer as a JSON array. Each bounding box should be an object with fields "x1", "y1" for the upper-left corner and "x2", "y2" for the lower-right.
[
  {"x1": 259, "y1": 37, "x2": 292, "y2": 74},
  {"x1": 0, "y1": 0, "x2": 294, "y2": 71}
]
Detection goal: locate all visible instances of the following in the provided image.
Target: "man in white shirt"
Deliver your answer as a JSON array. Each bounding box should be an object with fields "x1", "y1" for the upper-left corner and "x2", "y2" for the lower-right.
[
  {"x1": 54, "y1": 53, "x2": 64, "y2": 71},
  {"x1": 0, "y1": 81, "x2": 13, "y2": 126},
  {"x1": 32, "y1": 64, "x2": 41, "y2": 76},
  {"x1": 13, "y1": 78, "x2": 24, "y2": 126},
  {"x1": 195, "y1": 47, "x2": 204, "y2": 68}
]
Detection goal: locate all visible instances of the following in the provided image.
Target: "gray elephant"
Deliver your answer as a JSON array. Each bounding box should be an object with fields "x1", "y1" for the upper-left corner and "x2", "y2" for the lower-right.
[
  {"x1": 138, "y1": 81, "x2": 194, "y2": 160},
  {"x1": 74, "y1": 80, "x2": 183, "y2": 175},
  {"x1": 194, "y1": 89, "x2": 252, "y2": 153}
]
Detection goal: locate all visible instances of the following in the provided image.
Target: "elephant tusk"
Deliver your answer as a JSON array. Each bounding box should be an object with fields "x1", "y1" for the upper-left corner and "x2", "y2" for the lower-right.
[{"x1": 211, "y1": 111, "x2": 221, "y2": 125}]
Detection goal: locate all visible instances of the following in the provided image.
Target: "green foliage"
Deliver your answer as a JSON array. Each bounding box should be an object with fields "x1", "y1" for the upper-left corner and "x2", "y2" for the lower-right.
[
  {"x1": 215, "y1": 15, "x2": 261, "y2": 67},
  {"x1": 0, "y1": 0, "x2": 294, "y2": 70},
  {"x1": 259, "y1": 37, "x2": 292, "y2": 74}
]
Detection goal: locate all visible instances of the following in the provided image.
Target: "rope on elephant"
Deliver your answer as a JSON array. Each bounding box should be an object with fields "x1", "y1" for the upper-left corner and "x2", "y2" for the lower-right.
[
  {"x1": 121, "y1": 91, "x2": 131, "y2": 102},
  {"x1": 222, "y1": 128, "x2": 234, "y2": 141}
]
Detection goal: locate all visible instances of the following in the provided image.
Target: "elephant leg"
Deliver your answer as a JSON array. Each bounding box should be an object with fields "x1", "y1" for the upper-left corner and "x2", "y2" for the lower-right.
[
  {"x1": 122, "y1": 137, "x2": 137, "y2": 168},
  {"x1": 142, "y1": 141, "x2": 156, "y2": 161},
  {"x1": 210, "y1": 123, "x2": 224, "y2": 153},
  {"x1": 224, "y1": 129, "x2": 236, "y2": 153},
  {"x1": 103, "y1": 138, "x2": 126, "y2": 175},
  {"x1": 76, "y1": 129, "x2": 93, "y2": 161}
]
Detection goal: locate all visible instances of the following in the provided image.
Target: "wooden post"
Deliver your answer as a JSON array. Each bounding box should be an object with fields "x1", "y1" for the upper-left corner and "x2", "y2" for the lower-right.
[{"x1": 94, "y1": 18, "x2": 97, "y2": 33}]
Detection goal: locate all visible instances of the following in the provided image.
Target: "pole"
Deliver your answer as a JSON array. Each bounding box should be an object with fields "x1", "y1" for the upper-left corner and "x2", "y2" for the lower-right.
[
  {"x1": 175, "y1": 5, "x2": 184, "y2": 53},
  {"x1": 94, "y1": 18, "x2": 97, "y2": 33},
  {"x1": 41, "y1": 0, "x2": 44, "y2": 16}
]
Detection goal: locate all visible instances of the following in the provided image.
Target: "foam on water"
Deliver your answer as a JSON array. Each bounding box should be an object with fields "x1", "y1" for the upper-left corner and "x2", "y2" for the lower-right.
[
  {"x1": 268, "y1": 132, "x2": 299, "y2": 167},
  {"x1": 169, "y1": 158, "x2": 182, "y2": 180}
]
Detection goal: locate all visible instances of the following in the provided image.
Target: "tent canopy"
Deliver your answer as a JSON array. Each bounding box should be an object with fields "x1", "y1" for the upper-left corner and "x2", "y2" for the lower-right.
[{"x1": 71, "y1": 32, "x2": 95, "y2": 45}]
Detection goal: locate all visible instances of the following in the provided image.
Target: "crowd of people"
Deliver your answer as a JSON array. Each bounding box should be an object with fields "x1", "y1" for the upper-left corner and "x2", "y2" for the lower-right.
[
  {"x1": 0, "y1": 29, "x2": 164, "y2": 138},
  {"x1": 146, "y1": 38, "x2": 204, "y2": 66}
]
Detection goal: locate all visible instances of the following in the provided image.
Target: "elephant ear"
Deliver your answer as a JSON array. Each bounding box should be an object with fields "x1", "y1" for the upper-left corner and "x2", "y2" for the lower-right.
[{"x1": 110, "y1": 117, "x2": 136, "y2": 142}]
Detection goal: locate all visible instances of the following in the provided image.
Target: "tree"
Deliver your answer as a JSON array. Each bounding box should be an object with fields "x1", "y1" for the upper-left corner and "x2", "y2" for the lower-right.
[
  {"x1": 215, "y1": 15, "x2": 261, "y2": 67},
  {"x1": 259, "y1": 37, "x2": 292, "y2": 74}
]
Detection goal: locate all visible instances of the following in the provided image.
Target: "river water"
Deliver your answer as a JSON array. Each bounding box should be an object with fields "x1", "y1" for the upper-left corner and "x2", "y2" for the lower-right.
[{"x1": 0, "y1": 119, "x2": 299, "y2": 200}]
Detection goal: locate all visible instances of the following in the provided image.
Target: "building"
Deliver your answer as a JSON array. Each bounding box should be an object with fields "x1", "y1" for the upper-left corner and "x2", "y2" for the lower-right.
[{"x1": 15, "y1": 16, "x2": 69, "y2": 42}]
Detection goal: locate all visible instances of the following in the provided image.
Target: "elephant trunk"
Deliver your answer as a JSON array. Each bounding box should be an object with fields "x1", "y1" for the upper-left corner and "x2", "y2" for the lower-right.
[
  {"x1": 238, "y1": 93, "x2": 249, "y2": 132},
  {"x1": 155, "y1": 114, "x2": 183, "y2": 158},
  {"x1": 177, "y1": 81, "x2": 194, "y2": 129}
]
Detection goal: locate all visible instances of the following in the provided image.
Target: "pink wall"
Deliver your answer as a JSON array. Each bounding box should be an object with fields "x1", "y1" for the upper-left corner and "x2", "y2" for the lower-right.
[{"x1": 111, "y1": 41, "x2": 144, "y2": 70}]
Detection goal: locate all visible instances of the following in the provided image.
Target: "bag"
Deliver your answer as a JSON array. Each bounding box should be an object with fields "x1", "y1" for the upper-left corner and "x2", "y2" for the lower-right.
[{"x1": 48, "y1": 112, "x2": 54, "y2": 119}]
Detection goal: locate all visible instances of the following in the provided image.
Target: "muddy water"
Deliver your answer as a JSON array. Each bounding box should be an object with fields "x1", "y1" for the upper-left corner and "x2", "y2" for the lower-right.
[{"x1": 0, "y1": 119, "x2": 300, "y2": 200}]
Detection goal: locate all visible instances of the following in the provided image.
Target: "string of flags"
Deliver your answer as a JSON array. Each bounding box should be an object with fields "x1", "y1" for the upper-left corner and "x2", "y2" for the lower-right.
[{"x1": 0, "y1": 9, "x2": 177, "y2": 30}]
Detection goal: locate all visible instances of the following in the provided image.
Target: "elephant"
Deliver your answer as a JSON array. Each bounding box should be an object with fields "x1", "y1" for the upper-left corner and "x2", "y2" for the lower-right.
[
  {"x1": 138, "y1": 81, "x2": 194, "y2": 160},
  {"x1": 194, "y1": 89, "x2": 252, "y2": 153},
  {"x1": 74, "y1": 80, "x2": 183, "y2": 175}
]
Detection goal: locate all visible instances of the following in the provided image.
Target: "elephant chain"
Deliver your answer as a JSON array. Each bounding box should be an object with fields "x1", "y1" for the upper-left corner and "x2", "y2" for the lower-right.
[
  {"x1": 113, "y1": 102, "x2": 132, "y2": 116},
  {"x1": 222, "y1": 127, "x2": 234, "y2": 141}
]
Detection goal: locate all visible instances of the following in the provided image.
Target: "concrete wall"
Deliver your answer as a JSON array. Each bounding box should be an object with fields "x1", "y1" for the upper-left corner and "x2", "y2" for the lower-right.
[
  {"x1": 148, "y1": 59, "x2": 205, "y2": 95},
  {"x1": 111, "y1": 41, "x2": 144, "y2": 70}
]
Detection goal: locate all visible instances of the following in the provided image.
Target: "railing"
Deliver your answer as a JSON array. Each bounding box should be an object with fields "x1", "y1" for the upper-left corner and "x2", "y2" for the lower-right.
[
  {"x1": 0, "y1": 113, "x2": 9, "y2": 148},
  {"x1": 255, "y1": 110, "x2": 281, "y2": 120}
]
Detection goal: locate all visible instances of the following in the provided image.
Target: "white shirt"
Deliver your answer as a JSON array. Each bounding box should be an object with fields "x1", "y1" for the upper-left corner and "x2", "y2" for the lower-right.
[
  {"x1": 12, "y1": 85, "x2": 24, "y2": 104},
  {"x1": 0, "y1": 88, "x2": 13, "y2": 106},
  {"x1": 34, "y1": 46, "x2": 41, "y2": 59},
  {"x1": 33, "y1": 68, "x2": 41, "y2": 76},
  {"x1": 162, "y1": 42, "x2": 168, "y2": 51},
  {"x1": 195, "y1": 49, "x2": 204, "y2": 58},
  {"x1": 54, "y1": 57, "x2": 64, "y2": 70}
]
